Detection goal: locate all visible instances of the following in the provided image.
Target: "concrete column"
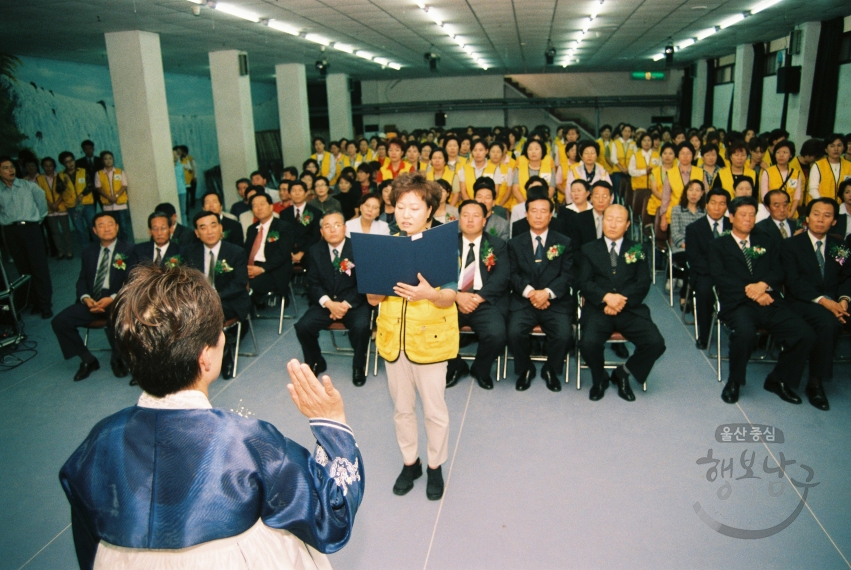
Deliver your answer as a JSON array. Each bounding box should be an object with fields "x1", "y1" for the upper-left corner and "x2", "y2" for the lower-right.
[
  {"x1": 209, "y1": 50, "x2": 257, "y2": 209},
  {"x1": 276, "y1": 63, "x2": 311, "y2": 169},
  {"x1": 104, "y1": 30, "x2": 176, "y2": 242},
  {"x1": 326, "y1": 73, "x2": 353, "y2": 141},
  {"x1": 692, "y1": 59, "x2": 708, "y2": 128},
  {"x1": 787, "y1": 21, "x2": 820, "y2": 144},
  {"x1": 731, "y1": 44, "x2": 754, "y2": 131}
]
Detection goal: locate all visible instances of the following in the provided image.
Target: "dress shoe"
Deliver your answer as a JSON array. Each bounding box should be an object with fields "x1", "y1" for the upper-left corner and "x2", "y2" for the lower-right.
[
  {"x1": 470, "y1": 368, "x2": 493, "y2": 390},
  {"x1": 695, "y1": 339, "x2": 708, "y2": 350},
  {"x1": 352, "y1": 367, "x2": 366, "y2": 387},
  {"x1": 611, "y1": 369, "x2": 635, "y2": 402},
  {"x1": 805, "y1": 384, "x2": 829, "y2": 411},
  {"x1": 111, "y1": 359, "x2": 129, "y2": 379},
  {"x1": 445, "y1": 361, "x2": 469, "y2": 388},
  {"x1": 311, "y1": 358, "x2": 327, "y2": 376},
  {"x1": 41, "y1": 309, "x2": 53, "y2": 319},
  {"x1": 763, "y1": 378, "x2": 802, "y2": 405},
  {"x1": 589, "y1": 377, "x2": 609, "y2": 401},
  {"x1": 541, "y1": 366, "x2": 561, "y2": 392},
  {"x1": 612, "y1": 343, "x2": 630, "y2": 359},
  {"x1": 426, "y1": 465, "x2": 444, "y2": 500},
  {"x1": 393, "y1": 458, "x2": 422, "y2": 496},
  {"x1": 721, "y1": 380, "x2": 740, "y2": 404},
  {"x1": 74, "y1": 359, "x2": 100, "y2": 381},
  {"x1": 515, "y1": 366, "x2": 536, "y2": 391}
]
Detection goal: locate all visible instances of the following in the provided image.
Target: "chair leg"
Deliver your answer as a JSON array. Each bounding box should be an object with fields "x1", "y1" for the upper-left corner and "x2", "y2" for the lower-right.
[
  {"x1": 278, "y1": 296, "x2": 285, "y2": 335},
  {"x1": 716, "y1": 319, "x2": 722, "y2": 382},
  {"x1": 233, "y1": 321, "x2": 241, "y2": 377},
  {"x1": 373, "y1": 346, "x2": 379, "y2": 376},
  {"x1": 84, "y1": 328, "x2": 89, "y2": 347},
  {"x1": 503, "y1": 346, "x2": 508, "y2": 379},
  {"x1": 668, "y1": 250, "x2": 674, "y2": 307}
]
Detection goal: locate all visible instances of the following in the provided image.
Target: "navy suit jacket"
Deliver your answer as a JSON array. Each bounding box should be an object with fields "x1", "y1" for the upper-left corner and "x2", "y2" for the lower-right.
[
  {"x1": 579, "y1": 237, "x2": 652, "y2": 317},
  {"x1": 128, "y1": 241, "x2": 182, "y2": 270},
  {"x1": 782, "y1": 232, "x2": 851, "y2": 304},
  {"x1": 186, "y1": 240, "x2": 251, "y2": 320},
  {"x1": 508, "y1": 229, "x2": 574, "y2": 313},
  {"x1": 76, "y1": 240, "x2": 134, "y2": 301},
  {"x1": 305, "y1": 239, "x2": 366, "y2": 310},
  {"x1": 685, "y1": 215, "x2": 731, "y2": 281},
  {"x1": 458, "y1": 233, "x2": 510, "y2": 314},
  {"x1": 245, "y1": 217, "x2": 295, "y2": 293}
]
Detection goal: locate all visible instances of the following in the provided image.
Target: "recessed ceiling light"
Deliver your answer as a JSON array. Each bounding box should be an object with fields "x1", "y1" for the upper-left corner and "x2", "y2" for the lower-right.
[{"x1": 691, "y1": 5, "x2": 708, "y2": 9}]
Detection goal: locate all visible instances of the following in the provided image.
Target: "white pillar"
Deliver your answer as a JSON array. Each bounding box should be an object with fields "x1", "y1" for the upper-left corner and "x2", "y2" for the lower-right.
[
  {"x1": 787, "y1": 21, "x2": 820, "y2": 145},
  {"x1": 209, "y1": 50, "x2": 257, "y2": 209},
  {"x1": 276, "y1": 63, "x2": 311, "y2": 169},
  {"x1": 326, "y1": 73, "x2": 353, "y2": 141},
  {"x1": 692, "y1": 60, "x2": 708, "y2": 128},
  {"x1": 104, "y1": 30, "x2": 176, "y2": 242},
  {"x1": 731, "y1": 44, "x2": 754, "y2": 131}
]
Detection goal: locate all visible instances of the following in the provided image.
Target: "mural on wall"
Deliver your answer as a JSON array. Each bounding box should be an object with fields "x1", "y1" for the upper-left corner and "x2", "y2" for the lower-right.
[{"x1": 0, "y1": 54, "x2": 28, "y2": 155}]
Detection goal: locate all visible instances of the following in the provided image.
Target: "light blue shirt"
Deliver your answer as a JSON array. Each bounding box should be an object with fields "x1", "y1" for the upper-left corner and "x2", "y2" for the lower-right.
[{"x1": 0, "y1": 177, "x2": 48, "y2": 225}]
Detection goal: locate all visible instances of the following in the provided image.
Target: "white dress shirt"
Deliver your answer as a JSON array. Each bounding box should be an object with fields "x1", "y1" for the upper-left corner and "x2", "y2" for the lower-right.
[
  {"x1": 772, "y1": 218, "x2": 792, "y2": 238},
  {"x1": 80, "y1": 239, "x2": 117, "y2": 301},
  {"x1": 203, "y1": 240, "x2": 223, "y2": 277},
  {"x1": 524, "y1": 229, "x2": 555, "y2": 299},
  {"x1": 603, "y1": 236, "x2": 624, "y2": 256},
  {"x1": 460, "y1": 234, "x2": 483, "y2": 292},
  {"x1": 319, "y1": 239, "x2": 352, "y2": 309}
]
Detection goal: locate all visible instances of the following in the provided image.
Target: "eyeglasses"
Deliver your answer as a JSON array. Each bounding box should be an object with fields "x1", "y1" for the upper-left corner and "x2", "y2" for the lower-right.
[{"x1": 321, "y1": 223, "x2": 344, "y2": 230}]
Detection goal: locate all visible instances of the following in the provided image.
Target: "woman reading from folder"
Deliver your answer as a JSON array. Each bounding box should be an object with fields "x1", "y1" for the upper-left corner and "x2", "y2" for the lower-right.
[{"x1": 367, "y1": 171, "x2": 459, "y2": 502}]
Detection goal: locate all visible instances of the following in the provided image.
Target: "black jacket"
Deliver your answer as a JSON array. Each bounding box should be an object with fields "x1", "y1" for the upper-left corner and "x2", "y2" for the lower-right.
[
  {"x1": 186, "y1": 240, "x2": 251, "y2": 321},
  {"x1": 782, "y1": 232, "x2": 851, "y2": 304},
  {"x1": 244, "y1": 217, "x2": 295, "y2": 294},
  {"x1": 278, "y1": 204, "x2": 322, "y2": 253},
  {"x1": 75, "y1": 240, "x2": 134, "y2": 300},
  {"x1": 128, "y1": 241, "x2": 182, "y2": 270},
  {"x1": 508, "y1": 229, "x2": 574, "y2": 313},
  {"x1": 457, "y1": 233, "x2": 510, "y2": 314},
  {"x1": 305, "y1": 239, "x2": 366, "y2": 310},
  {"x1": 685, "y1": 215, "x2": 731, "y2": 280},
  {"x1": 579, "y1": 237, "x2": 652, "y2": 316}
]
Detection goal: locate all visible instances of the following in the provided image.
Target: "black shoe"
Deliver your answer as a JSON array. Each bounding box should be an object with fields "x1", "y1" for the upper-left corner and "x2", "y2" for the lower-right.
[
  {"x1": 589, "y1": 377, "x2": 609, "y2": 401},
  {"x1": 426, "y1": 465, "x2": 444, "y2": 500},
  {"x1": 353, "y1": 367, "x2": 366, "y2": 387},
  {"x1": 41, "y1": 309, "x2": 53, "y2": 319},
  {"x1": 721, "y1": 380, "x2": 740, "y2": 404},
  {"x1": 111, "y1": 359, "x2": 129, "y2": 379},
  {"x1": 129, "y1": 378, "x2": 138, "y2": 386},
  {"x1": 695, "y1": 339, "x2": 708, "y2": 350},
  {"x1": 446, "y1": 361, "x2": 469, "y2": 388},
  {"x1": 515, "y1": 365, "x2": 536, "y2": 391},
  {"x1": 611, "y1": 368, "x2": 635, "y2": 402},
  {"x1": 805, "y1": 384, "x2": 829, "y2": 411},
  {"x1": 541, "y1": 366, "x2": 561, "y2": 392},
  {"x1": 612, "y1": 343, "x2": 630, "y2": 359},
  {"x1": 74, "y1": 359, "x2": 100, "y2": 381},
  {"x1": 311, "y1": 358, "x2": 327, "y2": 376},
  {"x1": 393, "y1": 458, "x2": 423, "y2": 496},
  {"x1": 764, "y1": 378, "x2": 802, "y2": 405},
  {"x1": 470, "y1": 368, "x2": 493, "y2": 390},
  {"x1": 222, "y1": 356, "x2": 234, "y2": 380}
]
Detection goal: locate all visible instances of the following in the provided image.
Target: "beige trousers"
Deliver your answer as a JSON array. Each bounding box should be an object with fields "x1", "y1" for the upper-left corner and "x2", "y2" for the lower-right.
[{"x1": 386, "y1": 351, "x2": 449, "y2": 468}]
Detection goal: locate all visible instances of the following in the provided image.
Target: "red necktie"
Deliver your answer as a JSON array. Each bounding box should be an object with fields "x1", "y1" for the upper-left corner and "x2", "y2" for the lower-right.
[{"x1": 248, "y1": 225, "x2": 263, "y2": 266}]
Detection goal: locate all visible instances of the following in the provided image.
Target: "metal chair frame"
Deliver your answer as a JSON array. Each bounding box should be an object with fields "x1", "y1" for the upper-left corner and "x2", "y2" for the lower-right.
[
  {"x1": 321, "y1": 309, "x2": 375, "y2": 376},
  {"x1": 223, "y1": 315, "x2": 258, "y2": 378}
]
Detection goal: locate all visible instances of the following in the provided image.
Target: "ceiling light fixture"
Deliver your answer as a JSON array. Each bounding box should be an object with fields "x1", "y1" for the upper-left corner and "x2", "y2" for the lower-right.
[
  {"x1": 414, "y1": 2, "x2": 488, "y2": 69},
  {"x1": 333, "y1": 42, "x2": 354, "y2": 54},
  {"x1": 651, "y1": 53, "x2": 665, "y2": 61},
  {"x1": 266, "y1": 19, "x2": 299, "y2": 35},
  {"x1": 719, "y1": 13, "x2": 746, "y2": 29},
  {"x1": 304, "y1": 33, "x2": 330, "y2": 46},
  {"x1": 212, "y1": 2, "x2": 260, "y2": 22},
  {"x1": 695, "y1": 28, "x2": 716, "y2": 41},
  {"x1": 750, "y1": 0, "x2": 782, "y2": 14}
]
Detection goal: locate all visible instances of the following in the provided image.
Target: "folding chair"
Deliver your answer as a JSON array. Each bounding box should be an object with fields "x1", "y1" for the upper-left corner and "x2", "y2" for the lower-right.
[
  {"x1": 501, "y1": 325, "x2": 571, "y2": 386},
  {"x1": 254, "y1": 292, "x2": 287, "y2": 334},
  {"x1": 458, "y1": 325, "x2": 503, "y2": 381},
  {"x1": 707, "y1": 287, "x2": 776, "y2": 382},
  {"x1": 223, "y1": 315, "x2": 258, "y2": 378},
  {"x1": 321, "y1": 309, "x2": 375, "y2": 376},
  {"x1": 82, "y1": 319, "x2": 111, "y2": 351},
  {"x1": 573, "y1": 294, "x2": 641, "y2": 391}
]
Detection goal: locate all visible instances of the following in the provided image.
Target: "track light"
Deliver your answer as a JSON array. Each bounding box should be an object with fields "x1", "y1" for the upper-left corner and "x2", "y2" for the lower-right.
[
  {"x1": 424, "y1": 52, "x2": 440, "y2": 71},
  {"x1": 315, "y1": 59, "x2": 329, "y2": 76},
  {"x1": 545, "y1": 47, "x2": 556, "y2": 65}
]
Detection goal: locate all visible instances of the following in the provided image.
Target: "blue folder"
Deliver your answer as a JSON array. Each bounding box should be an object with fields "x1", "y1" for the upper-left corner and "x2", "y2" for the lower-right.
[{"x1": 350, "y1": 221, "x2": 459, "y2": 296}]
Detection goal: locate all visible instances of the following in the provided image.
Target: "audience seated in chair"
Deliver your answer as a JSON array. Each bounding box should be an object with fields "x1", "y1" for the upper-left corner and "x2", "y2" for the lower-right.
[
  {"x1": 278, "y1": 180, "x2": 322, "y2": 269},
  {"x1": 202, "y1": 190, "x2": 245, "y2": 247},
  {"x1": 128, "y1": 211, "x2": 182, "y2": 270},
  {"x1": 245, "y1": 193, "x2": 295, "y2": 309},
  {"x1": 473, "y1": 178, "x2": 510, "y2": 242},
  {"x1": 154, "y1": 201, "x2": 198, "y2": 248},
  {"x1": 669, "y1": 180, "x2": 707, "y2": 309},
  {"x1": 755, "y1": 189, "x2": 801, "y2": 242}
]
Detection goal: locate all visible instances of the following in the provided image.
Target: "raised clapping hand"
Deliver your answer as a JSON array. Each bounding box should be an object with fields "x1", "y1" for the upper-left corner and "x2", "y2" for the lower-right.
[{"x1": 286, "y1": 359, "x2": 346, "y2": 424}]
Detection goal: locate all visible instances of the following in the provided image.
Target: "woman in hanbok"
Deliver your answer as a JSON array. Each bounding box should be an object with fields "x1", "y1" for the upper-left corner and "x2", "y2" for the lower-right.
[{"x1": 60, "y1": 265, "x2": 364, "y2": 570}]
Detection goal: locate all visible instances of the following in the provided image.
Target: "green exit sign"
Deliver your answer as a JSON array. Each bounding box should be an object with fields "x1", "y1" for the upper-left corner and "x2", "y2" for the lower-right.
[{"x1": 631, "y1": 71, "x2": 666, "y2": 80}]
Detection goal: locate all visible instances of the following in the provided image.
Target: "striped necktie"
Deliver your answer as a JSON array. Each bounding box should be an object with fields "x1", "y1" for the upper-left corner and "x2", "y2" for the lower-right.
[
  {"x1": 460, "y1": 243, "x2": 476, "y2": 292},
  {"x1": 740, "y1": 240, "x2": 753, "y2": 273},
  {"x1": 93, "y1": 247, "x2": 110, "y2": 300}
]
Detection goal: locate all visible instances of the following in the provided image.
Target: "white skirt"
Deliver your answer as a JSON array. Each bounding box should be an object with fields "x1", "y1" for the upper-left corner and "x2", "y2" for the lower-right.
[{"x1": 94, "y1": 519, "x2": 333, "y2": 570}]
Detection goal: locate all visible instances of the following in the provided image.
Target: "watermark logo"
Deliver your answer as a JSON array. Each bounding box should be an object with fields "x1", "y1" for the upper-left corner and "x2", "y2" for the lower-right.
[{"x1": 693, "y1": 424, "x2": 819, "y2": 539}]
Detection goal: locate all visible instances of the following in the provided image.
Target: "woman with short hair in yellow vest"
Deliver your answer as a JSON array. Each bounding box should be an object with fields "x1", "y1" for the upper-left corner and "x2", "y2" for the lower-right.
[
  {"x1": 425, "y1": 147, "x2": 460, "y2": 199},
  {"x1": 37, "y1": 156, "x2": 74, "y2": 259},
  {"x1": 565, "y1": 140, "x2": 612, "y2": 202},
  {"x1": 443, "y1": 136, "x2": 466, "y2": 173},
  {"x1": 94, "y1": 150, "x2": 133, "y2": 242},
  {"x1": 808, "y1": 134, "x2": 851, "y2": 203},
  {"x1": 378, "y1": 138, "x2": 413, "y2": 184},
  {"x1": 404, "y1": 141, "x2": 428, "y2": 172},
  {"x1": 645, "y1": 142, "x2": 676, "y2": 228},
  {"x1": 610, "y1": 123, "x2": 635, "y2": 198},
  {"x1": 628, "y1": 132, "x2": 661, "y2": 221},
  {"x1": 596, "y1": 124, "x2": 616, "y2": 175},
  {"x1": 458, "y1": 140, "x2": 489, "y2": 201},
  {"x1": 485, "y1": 141, "x2": 513, "y2": 209},
  {"x1": 555, "y1": 141, "x2": 579, "y2": 201},
  {"x1": 760, "y1": 140, "x2": 804, "y2": 218},
  {"x1": 374, "y1": 141, "x2": 390, "y2": 169},
  {"x1": 329, "y1": 140, "x2": 349, "y2": 185},
  {"x1": 507, "y1": 129, "x2": 522, "y2": 160},
  {"x1": 716, "y1": 141, "x2": 756, "y2": 200},
  {"x1": 367, "y1": 172, "x2": 458, "y2": 501},
  {"x1": 510, "y1": 139, "x2": 555, "y2": 205},
  {"x1": 699, "y1": 144, "x2": 722, "y2": 192},
  {"x1": 658, "y1": 142, "x2": 704, "y2": 235},
  {"x1": 356, "y1": 138, "x2": 374, "y2": 165},
  {"x1": 59, "y1": 150, "x2": 93, "y2": 247},
  {"x1": 311, "y1": 137, "x2": 337, "y2": 183}
]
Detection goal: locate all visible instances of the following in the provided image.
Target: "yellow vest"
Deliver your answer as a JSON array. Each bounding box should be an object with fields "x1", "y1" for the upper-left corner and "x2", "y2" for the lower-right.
[
  {"x1": 597, "y1": 138, "x2": 615, "y2": 173},
  {"x1": 376, "y1": 294, "x2": 459, "y2": 363},
  {"x1": 462, "y1": 161, "x2": 489, "y2": 197},
  {"x1": 647, "y1": 166, "x2": 667, "y2": 216},
  {"x1": 665, "y1": 166, "x2": 704, "y2": 221},
  {"x1": 716, "y1": 166, "x2": 757, "y2": 199},
  {"x1": 61, "y1": 169, "x2": 91, "y2": 206},
  {"x1": 379, "y1": 161, "x2": 413, "y2": 182},
  {"x1": 630, "y1": 150, "x2": 660, "y2": 190},
  {"x1": 97, "y1": 168, "x2": 128, "y2": 206},
  {"x1": 613, "y1": 138, "x2": 634, "y2": 170},
  {"x1": 482, "y1": 161, "x2": 511, "y2": 205},
  {"x1": 448, "y1": 156, "x2": 467, "y2": 172},
  {"x1": 311, "y1": 153, "x2": 332, "y2": 179},
  {"x1": 813, "y1": 157, "x2": 851, "y2": 201},
  {"x1": 766, "y1": 165, "x2": 802, "y2": 206},
  {"x1": 36, "y1": 174, "x2": 67, "y2": 213},
  {"x1": 356, "y1": 149, "x2": 374, "y2": 164},
  {"x1": 427, "y1": 168, "x2": 456, "y2": 186},
  {"x1": 331, "y1": 154, "x2": 350, "y2": 185},
  {"x1": 181, "y1": 156, "x2": 194, "y2": 185},
  {"x1": 515, "y1": 155, "x2": 555, "y2": 201},
  {"x1": 789, "y1": 157, "x2": 808, "y2": 198}
]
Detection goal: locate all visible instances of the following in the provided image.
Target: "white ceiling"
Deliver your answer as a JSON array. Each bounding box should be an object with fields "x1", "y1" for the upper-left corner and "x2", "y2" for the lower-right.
[{"x1": 0, "y1": 0, "x2": 849, "y2": 82}]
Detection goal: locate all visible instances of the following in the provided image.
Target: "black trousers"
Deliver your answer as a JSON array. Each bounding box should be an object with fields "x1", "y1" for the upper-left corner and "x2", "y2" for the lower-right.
[
  {"x1": 249, "y1": 262, "x2": 290, "y2": 304},
  {"x1": 507, "y1": 304, "x2": 573, "y2": 375},
  {"x1": 3, "y1": 222, "x2": 53, "y2": 311},
  {"x1": 51, "y1": 303, "x2": 116, "y2": 362},
  {"x1": 449, "y1": 303, "x2": 507, "y2": 379},
  {"x1": 579, "y1": 307, "x2": 666, "y2": 386},
  {"x1": 692, "y1": 276, "x2": 715, "y2": 342},
  {"x1": 724, "y1": 303, "x2": 815, "y2": 389},
  {"x1": 789, "y1": 301, "x2": 848, "y2": 381},
  {"x1": 295, "y1": 304, "x2": 371, "y2": 372}
]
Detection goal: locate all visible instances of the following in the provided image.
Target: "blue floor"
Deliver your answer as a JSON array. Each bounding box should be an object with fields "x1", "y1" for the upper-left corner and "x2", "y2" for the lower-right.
[{"x1": 1, "y1": 253, "x2": 850, "y2": 570}]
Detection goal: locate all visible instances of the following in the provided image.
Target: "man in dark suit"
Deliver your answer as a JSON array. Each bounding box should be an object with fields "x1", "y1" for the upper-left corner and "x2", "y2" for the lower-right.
[
  {"x1": 74, "y1": 139, "x2": 103, "y2": 190},
  {"x1": 756, "y1": 190, "x2": 801, "y2": 242},
  {"x1": 51, "y1": 212, "x2": 133, "y2": 382},
  {"x1": 277, "y1": 180, "x2": 321, "y2": 268},
  {"x1": 782, "y1": 198, "x2": 851, "y2": 411},
  {"x1": 128, "y1": 211, "x2": 182, "y2": 269},
  {"x1": 186, "y1": 210, "x2": 251, "y2": 379},
  {"x1": 202, "y1": 191, "x2": 244, "y2": 247},
  {"x1": 578, "y1": 204, "x2": 666, "y2": 401},
  {"x1": 245, "y1": 193, "x2": 295, "y2": 306},
  {"x1": 473, "y1": 178, "x2": 510, "y2": 242},
  {"x1": 294, "y1": 211, "x2": 371, "y2": 386},
  {"x1": 154, "y1": 202, "x2": 198, "y2": 247},
  {"x1": 511, "y1": 176, "x2": 576, "y2": 239},
  {"x1": 446, "y1": 200, "x2": 510, "y2": 390},
  {"x1": 685, "y1": 188, "x2": 732, "y2": 348},
  {"x1": 709, "y1": 196, "x2": 815, "y2": 405},
  {"x1": 507, "y1": 189, "x2": 574, "y2": 392}
]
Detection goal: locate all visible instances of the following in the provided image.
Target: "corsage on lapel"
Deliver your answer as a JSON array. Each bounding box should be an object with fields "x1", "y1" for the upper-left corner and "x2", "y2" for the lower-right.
[
  {"x1": 333, "y1": 258, "x2": 355, "y2": 276},
  {"x1": 546, "y1": 244, "x2": 565, "y2": 260},
  {"x1": 112, "y1": 252, "x2": 127, "y2": 270},
  {"x1": 164, "y1": 254, "x2": 183, "y2": 269},
  {"x1": 266, "y1": 230, "x2": 280, "y2": 243},
  {"x1": 215, "y1": 259, "x2": 234, "y2": 274},
  {"x1": 481, "y1": 243, "x2": 497, "y2": 272},
  {"x1": 624, "y1": 244, "x2": 645, "y2": 264},
  {"x1": 301, "y1": 211, "x2": 313, "y2": 226},
  {"x1": 744, "y1": 245, "x2": 766, "y2": 259},
  {"x1": 830, "y1": 244, "x2": 850, "y2": 266}
]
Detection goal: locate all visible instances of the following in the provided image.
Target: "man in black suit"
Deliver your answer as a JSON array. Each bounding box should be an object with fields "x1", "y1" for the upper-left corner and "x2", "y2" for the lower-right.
[
  {"x1": 446, "y1": 200, "x2": 510, "y2": 390},
  {"x1": 294, "y1": 211, "x2": 371, "y2": 386},
  {"x1": 202, "y1": 191, "x2": 244, "y2": 247},
  {"x1": 51, "y1": 212, "x2": 133, "y2": 382},
  {"x1": 782, "y1": 198, "x2": 851, "y2": 411},
  {"x1": 507, "y1": 189, "x2": 574, "y2": 392},
  {"x1": 277, "y1": 180, "x2": 321, "y2": 269},
  {"x1": 756, "y1": 190, "x2": 801, "y2": 242},
  {"x1": 685, "y1": 188, "x2": 732, "y2": 348},
  {"x1": 578, "y1": 204, "x2": 666, "y2": 401},
  {"x1": 709, "y1": 196, "x2": 815, "y2": 405},
  {"x1": 245, "y1": 193, "x2": 295, "y2": 306},
  {"x1": 511, "y1": 176, "x2": 576, "y2": 239},
  {"x1": 154, "y1": 202, "x2": 198, "y2": 247},
  {"x1": 186, "y1": 210, "x2": 251, "y2": 379},
  {"x1": 74, "y1": 139, "x2": 103, "y2": 190},
  {"x1": 128, "y1": 211, "x2": 182, "y2": 269}
]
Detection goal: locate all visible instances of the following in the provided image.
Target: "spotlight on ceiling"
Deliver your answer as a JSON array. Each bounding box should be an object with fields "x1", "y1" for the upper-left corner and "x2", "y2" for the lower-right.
[
  {"x1": 664, "y1": 41, "x2": 674, "y2": 67},
  {"x1": 315, "y1": 59, "x2": 329, "y2": 76},
  {"x1": 545, "y1": 47, "x2": 556, "y2": 65},
  {"x1": 424, "y1": 52, "x2": 440, "y2": 72}
]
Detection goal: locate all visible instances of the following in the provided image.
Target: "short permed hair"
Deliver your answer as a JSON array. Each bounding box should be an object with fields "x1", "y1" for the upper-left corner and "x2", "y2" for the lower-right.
[{"x1": 390, "y1": 171, "x2": 441, "y2": 221}]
